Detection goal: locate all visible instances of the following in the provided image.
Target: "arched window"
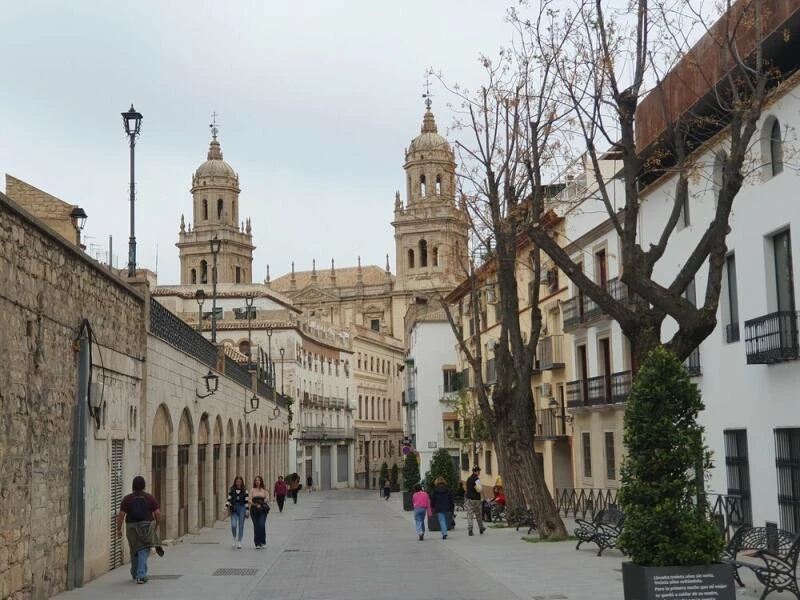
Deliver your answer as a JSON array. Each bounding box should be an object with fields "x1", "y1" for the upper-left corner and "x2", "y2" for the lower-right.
[
  {"x1": 232, "y1": 199, "x2": 236, "y2": 218},
  {"x1": 200, "y1": 260, "x2": 208, "y2": 284},
  {"x1": 239, "y1": 340, "x2": 251, "y2": 357},
  {"x1": 202, "y1": 199, "x2": 208, "y2": 220},
  {"x1": 217, "y1": 198, "x2": 224, "y2": 218},
  {"x1": 190, "y1": 268, "x2": 197, "y2": 284},
  {"x1": 419, "y1": 239, "x2": 428, "y2": 267},
  {"x1": 432, "y1": 246, "x2": 439, "y2": 267},
  {"x1": 420, "y1": 174, "x2": 426, "y2": 197},
  {"x1": 408, "y1": 249, "x2": 415, "y2": 269},
  {"x1": 771, "y1": 119, "x2": 784, "y2": 176},
  {"x1": 435, "y1": 174, "x2": 442, "y2": 195}
]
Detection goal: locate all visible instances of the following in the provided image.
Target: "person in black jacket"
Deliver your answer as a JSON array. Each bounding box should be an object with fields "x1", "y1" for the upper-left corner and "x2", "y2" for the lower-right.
[
  {"x1": 430, "y1": 476, "x2": 455, "y2": 540},
  {"x1": 465, "y1": 465, "x2": 485, "y2": 536}
]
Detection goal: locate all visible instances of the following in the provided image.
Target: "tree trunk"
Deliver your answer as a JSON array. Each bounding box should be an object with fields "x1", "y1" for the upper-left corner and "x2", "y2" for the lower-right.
[{"x1": 492, "y1": 385, "x2": 567, "y2": 538}]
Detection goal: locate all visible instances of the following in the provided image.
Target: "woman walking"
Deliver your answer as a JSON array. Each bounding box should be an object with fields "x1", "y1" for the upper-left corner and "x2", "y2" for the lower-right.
[
  {"x1": 273, "y1": 475, "x2": 288, "y2": 513},
  {"x1": 430, "y1": 476, "x2": 455, "y2": 539},
  {"x1": 226, "y1": 475, "x2": 248, "y2": 549},
  {"x1": 250, "y1": 476, "x2": 270, "y2": 549},
  {"x1": 411, "y1": 483, "x2": 432, "y2": 541}
]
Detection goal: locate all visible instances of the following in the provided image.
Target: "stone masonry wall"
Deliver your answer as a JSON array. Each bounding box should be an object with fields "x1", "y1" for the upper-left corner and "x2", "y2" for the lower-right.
[
  {"x1": 5, "y1": 175, "x2": 78, "y2": 246},
  {"x1": 0, "y1": 193, "x2": 145, "y2": 600}
]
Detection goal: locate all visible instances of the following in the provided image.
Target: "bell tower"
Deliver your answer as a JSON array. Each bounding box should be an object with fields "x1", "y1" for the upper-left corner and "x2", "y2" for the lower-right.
[
  {"x1": 177, "y1": 117, "x2": 255, "y2": 285},
  {"x1": 392, "y1": 97, "x2": 470, "y2": 295}
]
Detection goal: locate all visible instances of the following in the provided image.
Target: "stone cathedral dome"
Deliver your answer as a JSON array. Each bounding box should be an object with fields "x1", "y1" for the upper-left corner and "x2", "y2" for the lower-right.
[
  {"x1": 408, "y1": 109, "x2": 451, "y2": 155},
  {"x1": 195, "y1": 138, "x2": 237, "y2": 179}
]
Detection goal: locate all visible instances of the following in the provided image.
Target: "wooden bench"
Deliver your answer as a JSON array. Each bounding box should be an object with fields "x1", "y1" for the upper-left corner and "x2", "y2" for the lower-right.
[
  {"x1": 721, "y1": 525, "x2": 797, "y2": 589},
  {"x1": 574, "y1": 505, "x2": 625, "y2": 556}
]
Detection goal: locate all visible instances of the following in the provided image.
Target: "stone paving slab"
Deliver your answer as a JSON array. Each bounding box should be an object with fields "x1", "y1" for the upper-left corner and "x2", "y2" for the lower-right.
[{"x1": 52, "y1": 489, "x2": 787, "y2": 600}]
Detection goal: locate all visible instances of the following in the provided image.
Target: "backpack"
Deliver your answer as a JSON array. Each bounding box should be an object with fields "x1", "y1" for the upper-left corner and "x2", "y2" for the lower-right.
[{"x1": 127, "y1": 494, "x2": 150, "y2": 523}]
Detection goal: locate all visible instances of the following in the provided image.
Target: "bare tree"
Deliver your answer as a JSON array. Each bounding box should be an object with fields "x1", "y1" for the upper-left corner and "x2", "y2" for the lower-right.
[
  {"x1": 433, "y1": 0, "x2": 579, "y2": 537},
  {"x1": 524, "y1": 0, "x2": 788, "y2": 365}
]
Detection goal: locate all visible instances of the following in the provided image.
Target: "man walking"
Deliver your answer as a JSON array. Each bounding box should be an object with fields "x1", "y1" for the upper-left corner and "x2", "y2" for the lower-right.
[
  {"x1": 465, "y1": 465, "x2": 485, "y2": 537},
  {"x1": 117, "y1": 476, "x2": 161, "y2": 584}
]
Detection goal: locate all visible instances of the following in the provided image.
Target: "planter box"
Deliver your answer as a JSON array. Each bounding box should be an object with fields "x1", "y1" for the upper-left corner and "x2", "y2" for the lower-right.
[
  {"x1": 402, "y1": 491, "x2": 413, "y2": 511},
  {"x1": 622, "y1": 561, "x2": 735, "y2": 600},
  {"x1": 428, "y1": 512, "x2": 455, "y2": 532}
]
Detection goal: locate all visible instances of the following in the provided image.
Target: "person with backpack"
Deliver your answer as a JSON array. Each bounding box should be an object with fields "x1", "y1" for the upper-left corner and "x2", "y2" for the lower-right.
[
  {"x1": 116, "y1": 475, "x2": 161, "y2": 584},
  {"x1": 226, "y1": 475, "x2": 249, "y2": 548}
]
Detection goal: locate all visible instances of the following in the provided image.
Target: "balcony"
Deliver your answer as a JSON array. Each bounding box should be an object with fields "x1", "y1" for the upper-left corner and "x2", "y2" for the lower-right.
[
  {"x1": 534, "y1": 408, "x2": 568, "y2": 438},
  {"x1": 438, "y1": 385, "x2": 461, "y2": 403},
  {"x1": 563, "y1": 278, "x2": 632, "y2": 332},
  {"x1": 300, "y1": 426, "x2": 353, "y2": 441},
  {"x1": 538, "y1": 335, "x2": 565, "y2": 370},
  {"x1": 684, "y1": 347, "x2": 702, "y2": 377},
  {"x1": 745, "y1": 311, "x2": 800, "y2": 364},
  {"x1": 566, "y1": 370, "x2": 632, "y2": 408}
]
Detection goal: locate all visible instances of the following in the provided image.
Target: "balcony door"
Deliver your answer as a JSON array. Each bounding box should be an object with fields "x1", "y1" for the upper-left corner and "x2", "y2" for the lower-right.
[
  {"x1": 774, "y1": 230, "x2": 796, "y2": 349},
  {"x1": 599, "y1": 338, "x2": 611, "y2": 403},
  {"x1": 577, "y1": 344, "x2": 588, "y2": 404}
]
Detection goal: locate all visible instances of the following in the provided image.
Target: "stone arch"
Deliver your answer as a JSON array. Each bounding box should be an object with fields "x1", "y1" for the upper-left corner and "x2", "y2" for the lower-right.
[
  {"x1": 152, "y1": 404, "x2": 173, "y2": 446},
  {"x1": 178, "y1": 408, "x2": 193, "y2": 445},
  {"x1": 226, "y1": 419, "x2": 235, "y2": 443},
  {"x1": 213, "y1": 416, "x2": 223, "y2": 444}
]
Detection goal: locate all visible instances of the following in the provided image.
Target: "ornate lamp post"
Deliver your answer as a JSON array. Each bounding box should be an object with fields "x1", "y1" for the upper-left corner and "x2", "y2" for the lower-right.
[
  {"x1": 121, "y1": 105, "x2": 143, "y2": 278},
  {"x1": 195, "y1": 289, "x2": 206, "y2": 332},
  {"x1": 279, "y1": 347, "x2": 285, "y2": 396},
  {"x1": 210, "y1": 236, "x2": 221, "y2": 342},
  {"x1": 70, "y1": 207, "x2": 88, "y2": 248}
]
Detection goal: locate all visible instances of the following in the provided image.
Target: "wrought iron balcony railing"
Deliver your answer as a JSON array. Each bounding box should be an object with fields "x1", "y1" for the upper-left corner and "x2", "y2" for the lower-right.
[
  {"x1": 534, "y1": 408, "x2": 568, "y2": 438},
  {"x1": 566, "y1": 370, "x2": 632, "y2": 408},
  {"x1": 562, "y1": 278, "x2": 634, "y2": 332},
  {"x1": 744, "y1": 310, "x2": 800, "y2": 364}
]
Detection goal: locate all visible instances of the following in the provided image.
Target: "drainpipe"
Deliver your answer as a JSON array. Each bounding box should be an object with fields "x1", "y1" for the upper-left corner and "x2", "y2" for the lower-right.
[{"x1": 67, "y1": 330, "x2": 89, "y2": 589}]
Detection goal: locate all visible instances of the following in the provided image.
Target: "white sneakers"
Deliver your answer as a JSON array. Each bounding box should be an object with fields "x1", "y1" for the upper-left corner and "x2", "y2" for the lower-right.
[{"x1": 236, "y1": 541, "x2": 242, "y2": 549}]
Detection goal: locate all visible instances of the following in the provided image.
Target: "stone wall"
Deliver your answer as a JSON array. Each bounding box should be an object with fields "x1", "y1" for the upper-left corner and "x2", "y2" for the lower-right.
[
  {"x1": 0, "y1": 192, "x2": 146, "y2": 600},
  {"x1": 5, "y1": 175, "x2": 80, "y2": 246}
]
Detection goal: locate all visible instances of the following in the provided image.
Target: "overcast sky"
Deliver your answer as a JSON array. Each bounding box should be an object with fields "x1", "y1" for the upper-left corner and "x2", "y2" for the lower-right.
[{"x1": 0, "y1": 1, "x2": 514, "y2": 285}]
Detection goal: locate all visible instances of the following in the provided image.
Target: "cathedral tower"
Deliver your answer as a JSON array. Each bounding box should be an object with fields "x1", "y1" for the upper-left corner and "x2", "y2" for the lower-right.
[
  {"x1": 392, "y1": 102, "x2": 470, "y2": 294},
  {"x1": 177, "y1": 124, "x2": 255, "y2": 285}
]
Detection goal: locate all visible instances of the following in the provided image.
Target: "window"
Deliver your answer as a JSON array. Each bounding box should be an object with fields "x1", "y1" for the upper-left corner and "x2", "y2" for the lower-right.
[
  {"x1": 432, "y1": 246, "x2": 439, "y2": 267},
  {"x1": 724, "y1": 429, "x2": 753, "y2": 526},
  {"x1": 419, "y1": 239, "x2": 428, "y2": 267},
  {"x1": 234, "y1": 306, "x2": 256, "y2": 320},
  {"x1": 358, "y1": 396, "x2": 362, "y2": 419},
  {"x1": 485, "y1": 450, "x2": 492, "y2": 475},
  {"x1": 203, "y1": 199, "x2": 208, "y2": 220},
  {"x1": 724, "y1": 254, "x2": 740, "y2": 343},
  {"x1": 408, "y1": 249, "x2": 415, "y2": 269},
  {"x1": 435, "y1": 174, "x2": 442, "y2": 195},
  {"x1": 200, "y1": 260, "x2": 208, "y2": 284},
  {"x1": 217, "y1": 198, "x2": 224, "y2": 218},
  {"x1": 774, "y1": 230, "x2": 795, "y2": 313},
  {"x1": 370, "y1": 319, "x2": 380, "y2": 332},
  {"x1": 595, "y1": 249, "x2": 608, "y2": 287},
  {"x1": 771, "y1": 119, "x2": 784, "y2": 176},
  {"x1": 485, "y1": 358, "x2": 496, "y2": 384},
  {"x1": 582, "y1": 432, "x2": 592, "y2": 478},
  {"x1": 190, "y1": 269, "x2": 196, "y2": 284},
  {"x1": 442, "y1": 369, "x2": 460, "y2": 393},
  {"x1": 461, "y1": 453, "x2": 469, "y2": 471},
  {"x1": 775, "y1": 428, "x2": 800, "y2": 532},
  {"x1": 420, "y1": 174, "x2": 426, "y2": 196},
  {"x1": 235, "y1": 267, "x2": 241, "y2": 283},
  {"x1": 604, "y1": 432, "x2": 616, "y2": 480}
]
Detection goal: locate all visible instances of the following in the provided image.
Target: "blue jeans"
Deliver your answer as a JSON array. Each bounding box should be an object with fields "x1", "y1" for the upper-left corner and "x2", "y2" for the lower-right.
[
  {"x1": 413, "y1": 507, "x2": 427, "y2": 535},
  {"x1": 130, "y1": 548, "x2": 148, "y2": 580},
  {"x1": 251, "y1": 509, "x2": 267, "y2": 546},
  {"x1": 436, "y1": 511, "x2": 449, "y2": 537},
  {"x1": 231, "y1": 505, "x2": 247, "y2": 541}
]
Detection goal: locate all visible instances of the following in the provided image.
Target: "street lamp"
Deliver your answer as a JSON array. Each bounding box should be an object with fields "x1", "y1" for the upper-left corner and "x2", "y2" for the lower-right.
[
  {"x1": 121, "y1": 105, "x2": 143, "y2": 278},
  {"x1": 244, "y1": 293, "x2": 255, "y2": 371},
  {"x1": 279, "y1": 347, "x2": 285, "y2": 396},
  {"x1": 210, "y1": 236, "x2": 221, "y2": 343},
  {"x1": 195, "y1": 289, "x2": 205, "y2": 332},
  {"x1": 70, "y1": 206, "x2": 88, "y2": 248}
]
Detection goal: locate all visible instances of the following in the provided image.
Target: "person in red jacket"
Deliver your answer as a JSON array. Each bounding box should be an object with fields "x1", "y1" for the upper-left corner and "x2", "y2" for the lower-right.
[{"x1": 273, "y1": 475, "x2": 288, "y2": 513}]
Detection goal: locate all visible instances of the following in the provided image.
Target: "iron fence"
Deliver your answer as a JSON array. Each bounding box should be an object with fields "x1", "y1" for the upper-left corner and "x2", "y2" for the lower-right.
[
  {"x1": 745, "y1": 310, "x2": 799, "y2": 364},
  {"x1": 554, "y1": 488, "x2": 619, "y2": 520},
  {"x1": 149, "y1": 298, "x2": 217, "y2": 369}
]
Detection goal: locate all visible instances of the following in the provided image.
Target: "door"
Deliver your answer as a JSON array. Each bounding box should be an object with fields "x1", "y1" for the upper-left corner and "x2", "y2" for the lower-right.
[
  {"x1": 321, "y1": 446, "x2": 332, "y2": 490},
  {"x1": 774, "y1": 230, "x2": 796, "y2": 348},
  {"x1": 577, "y1": 345, "x2": 588, "y2": 404},
  {"x1": 178, "y1": 445, "x2": 189, "y2": 536},
  {"x1": 152, "y1": 446, "x2": 167, "y2": 540},
  {"x1": 198, "y1": 446, "x2": 207, "y2": 527},
  {"x1": 599, "y1": 338, "x2": 611, "y2": 403},
  {"x1": 110, "y1": 440, "x2": 124, "y2": 569}
]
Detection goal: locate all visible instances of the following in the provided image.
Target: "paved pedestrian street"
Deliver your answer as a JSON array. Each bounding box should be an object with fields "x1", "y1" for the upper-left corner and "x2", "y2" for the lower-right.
[{"x1": 54, "y1": 489, "x2": 779, "y2": 600}]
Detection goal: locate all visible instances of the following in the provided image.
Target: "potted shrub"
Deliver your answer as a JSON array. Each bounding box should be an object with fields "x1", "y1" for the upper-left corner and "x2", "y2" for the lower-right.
[
  {"x1": 424, "y1": 448, "x2": 458, "y2": 531},
  {"x1": 390, "y1": 463, "x2": 400, "y2": 492},
  {"x1": 618, "y1": 346, "x2": 734, "y2": 600},
  {"x1": 402, "y1": 451, "x2": 420, "y2": 511}
]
